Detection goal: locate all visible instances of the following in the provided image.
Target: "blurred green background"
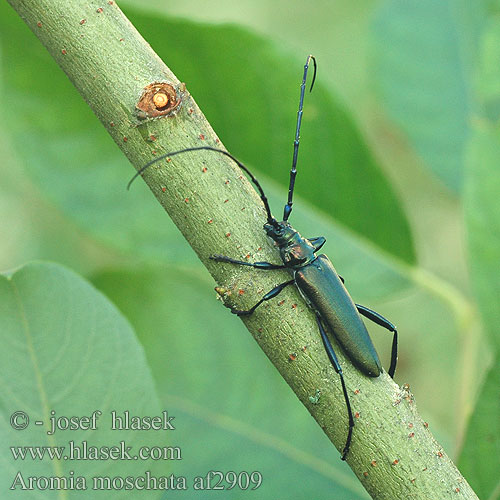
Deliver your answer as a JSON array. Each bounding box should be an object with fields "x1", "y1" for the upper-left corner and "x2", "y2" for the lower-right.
[{"x1": 1, "y1": 0, "x2": 499, "y2": 498}]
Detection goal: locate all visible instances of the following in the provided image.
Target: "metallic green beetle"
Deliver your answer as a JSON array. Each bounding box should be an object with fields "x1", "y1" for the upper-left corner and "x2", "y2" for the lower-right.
[{"x1": 129, "y1": 55, "x2": 398, "y2": 460}]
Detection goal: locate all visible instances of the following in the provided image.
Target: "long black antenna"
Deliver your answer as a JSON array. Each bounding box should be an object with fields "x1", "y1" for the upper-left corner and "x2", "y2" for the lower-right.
[
  {"x1": 283, "y1": 54, "x2": 316, "y2": 222},
  {"x1": 127, "y1": 146, "x2": 276, "y2": 225}
]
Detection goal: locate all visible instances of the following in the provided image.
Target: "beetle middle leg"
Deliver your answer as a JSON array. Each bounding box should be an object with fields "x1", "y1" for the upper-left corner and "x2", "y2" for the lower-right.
[
  {"x1": 355, "y1": 304, "x2": 398, "y2": 378},
  {"x1": 229, "y1": 279, "x2": 295, "y2": 316},
  {"x1": 315, "y1": 313, "x2": 354, "y2": 461}
]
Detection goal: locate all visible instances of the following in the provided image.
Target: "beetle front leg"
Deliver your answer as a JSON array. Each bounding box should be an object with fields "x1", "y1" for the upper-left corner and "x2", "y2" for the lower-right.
[
  {"x1": 210, "y1": 254, "x2": 286, "y2": 270},
  {"x1": 230, "y1": 279, "x2": 295, "y2": 316},
  {"x1": 315, "y1": 313, "x2": 354, "y2": 461},
  {"x1": 356, "y1": 304, "x2": 398, "y2": 378},
  {"x1": 308, "y1": 236, "x2": 326, "y2": 252}
]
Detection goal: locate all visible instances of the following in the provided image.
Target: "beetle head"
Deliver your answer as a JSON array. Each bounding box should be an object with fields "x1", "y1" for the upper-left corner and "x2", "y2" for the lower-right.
[{"x1": 263, "y1": 220, "x2": 295, "y2": 245}]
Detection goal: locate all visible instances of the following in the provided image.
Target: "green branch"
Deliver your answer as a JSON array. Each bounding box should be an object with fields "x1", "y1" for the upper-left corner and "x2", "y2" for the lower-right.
[{"x1": 7, "y1": 0, "x2": 479, "y2": 498}]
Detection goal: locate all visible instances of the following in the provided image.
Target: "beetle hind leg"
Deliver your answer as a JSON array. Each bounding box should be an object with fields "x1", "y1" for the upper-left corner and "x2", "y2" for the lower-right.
[
  {"x1": 356, "y1": 304, "x2": 398, "y2": 378},
  {"x1": 315, "y1": 313, "x2": 354, "y2": 461}
]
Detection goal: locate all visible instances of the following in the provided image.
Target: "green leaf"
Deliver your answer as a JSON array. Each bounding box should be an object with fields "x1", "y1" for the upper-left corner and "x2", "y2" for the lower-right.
[
  {"x1": 463, "y1": 14, "x2": 500, "y2": 350},
  {"x1": 371, "y1": 0, "x2": 484, "y2": 191},
  {"x1": 0, "y1": 1, "x2": 415, "y2": 264},
  {"x1": 458, "y1": 19, "x2": 500, "y2": 496},
  {"x1": 475, "y1": 17, "x2": 500, "y2": 121},
  {"x1": 0, "y1": 262, "x2": 164, "y2": 498},
  {"x1": 464, "y1": 125, "x2": 500, "y2": 350},
  {"x1": 458, "y1": 357, "x2": 500, "y2": 500}
]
